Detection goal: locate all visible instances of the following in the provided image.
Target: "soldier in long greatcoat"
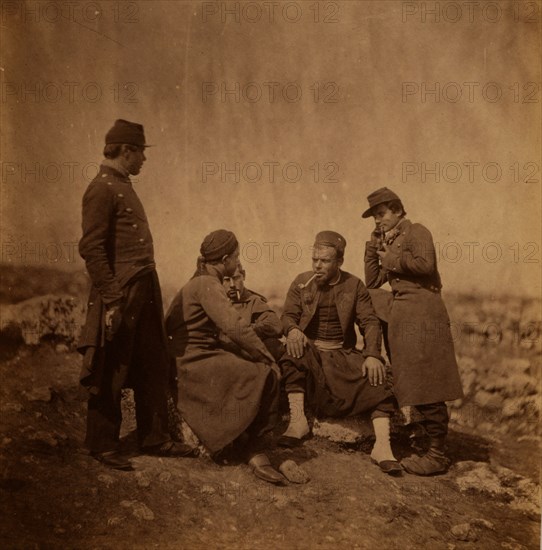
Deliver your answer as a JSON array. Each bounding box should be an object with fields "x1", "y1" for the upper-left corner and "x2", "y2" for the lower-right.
[
  {"x1": 165, "y1": 230, "x2": 286, "y2": 484},
  {"x1": 363, "y1": 187, "x2": 464, "y2": 475}
]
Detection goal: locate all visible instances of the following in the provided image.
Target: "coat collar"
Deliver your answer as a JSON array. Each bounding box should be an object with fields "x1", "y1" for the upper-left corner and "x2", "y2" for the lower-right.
[{"x1": 100, "y1": 161, "x2": 131, "y2": 183}]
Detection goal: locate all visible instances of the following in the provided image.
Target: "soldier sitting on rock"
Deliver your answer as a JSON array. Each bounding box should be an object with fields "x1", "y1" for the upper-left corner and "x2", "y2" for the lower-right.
[{"x1": 278, "y1": 231, "x2": 401, "y2": 475}]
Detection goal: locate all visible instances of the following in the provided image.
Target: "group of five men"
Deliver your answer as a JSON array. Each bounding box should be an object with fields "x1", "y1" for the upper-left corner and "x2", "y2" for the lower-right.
[{"x1": 78, "y1": 120, "x2": 463, "y2": 483}]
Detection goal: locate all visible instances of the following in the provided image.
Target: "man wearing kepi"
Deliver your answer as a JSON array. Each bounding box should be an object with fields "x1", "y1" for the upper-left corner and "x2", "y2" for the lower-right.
[
  {"x1": 165, "y1": 230, "x2": 286, "y2": 484},
  {"x1": 78, "y1": 119, "x2": 193, "y2": 470},
  {"x1": 362, "y1": 187, "x2": 463, "y2": 475},
  {"x1": 279, "y1": 231, "x2": 401, "y2": 475}
]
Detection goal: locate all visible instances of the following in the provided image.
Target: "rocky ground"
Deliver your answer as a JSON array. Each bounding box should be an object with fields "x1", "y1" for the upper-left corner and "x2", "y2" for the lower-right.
[{"x1": 0, "y1": 265, "x2": 540, "y2": 549}]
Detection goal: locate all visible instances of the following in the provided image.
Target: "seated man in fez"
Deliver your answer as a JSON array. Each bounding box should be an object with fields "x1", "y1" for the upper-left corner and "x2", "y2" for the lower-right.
[
  {"x1": 221, "y1": 263, "x2": 284, "y2": 361},
  {"x1": 165, "y1": 230, "x2": 286, "y2": 484},
  {"x1": 279, "y1": 231, "x2": 401, "y2": 475}
]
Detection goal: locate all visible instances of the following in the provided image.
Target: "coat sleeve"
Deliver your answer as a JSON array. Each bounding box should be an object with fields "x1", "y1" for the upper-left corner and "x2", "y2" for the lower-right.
[
  {"x1": 79, "y1": 184, "x2": 124, "y2": 305},
  {"x1": 380, "y1": 224, "x2": 436, "y2": 276},
  {"x1": 199, "y1": 280, "x2": 275, "y2": 364},
  {"x1": 281, "y1": 279, "x2": 303, "y2": 335},
  {"x1": 364, "y1": 241, "x2": 387, "y2": 288},
  {"x1": 249, "y1": 297, "x2": 283, "y2": 339},
  {"x1": 355, "y1": 280, "x2": 383, "y2": 361}
]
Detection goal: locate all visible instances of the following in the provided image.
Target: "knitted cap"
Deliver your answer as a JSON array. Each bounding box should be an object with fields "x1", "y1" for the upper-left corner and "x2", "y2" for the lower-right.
[{"x1": 200, "y1": 230, "x2": 238, "y2": 261}]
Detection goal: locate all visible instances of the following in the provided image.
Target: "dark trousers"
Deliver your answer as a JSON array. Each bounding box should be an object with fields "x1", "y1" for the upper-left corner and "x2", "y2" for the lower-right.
[
  {"x1": 279, "y1": 343, "x2": 396, "y2": 419},
  {"x1": 245, "y1": 370, "x2": 281, "y2": 456},
  {"x1": 85, "y1": 274, "x2": 171, "y2": 453},
  {"x1": 416, "y1": 402, "x2": 449, "y2": 438}
]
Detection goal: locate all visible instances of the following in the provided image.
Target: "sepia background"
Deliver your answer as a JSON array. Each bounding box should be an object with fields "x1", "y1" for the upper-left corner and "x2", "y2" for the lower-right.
[
  {"x1": 2, "y1": 0, "x2": 541, "y2": 303},
  {"x1": 1, "y1": 1, "x2": 541, "y2": 548}
]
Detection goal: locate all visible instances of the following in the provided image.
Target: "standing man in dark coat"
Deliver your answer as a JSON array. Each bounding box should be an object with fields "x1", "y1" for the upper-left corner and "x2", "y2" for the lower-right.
[
  {"x1": 363, "y1": 187, "x2": 464, "y2": 475},
  {"x1": 78, "y1": 119, "x2": 193, "y2": 470},
  {"x1": 279, "y1": 231, "x2": 401, "y2": 475}
]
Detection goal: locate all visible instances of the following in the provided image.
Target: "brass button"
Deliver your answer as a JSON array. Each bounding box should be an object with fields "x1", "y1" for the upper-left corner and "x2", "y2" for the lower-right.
[
  {"x1": 107, "y1": 182, "x2": 112, "y2": 186},
  {"x1": 126, "y1": 207, "x2": 133, "y2": 213},
  {"x1": 168, "y1": 335, "x2": 173, "y2": 340},
  {"x1": 118, "y1": 193, "x2": 124, "y2": 198},
  {"x1": 139, "y1": 238, "x2": 144, "y2": 242},
  {"x1": 132, "y1": 224, "x2": 138, "y2": 229},
  {"x1": 101, "y1": 174, "x2": 107, "y2": 178},
  {"x1": 395, "y1": 278, "x2": 400, "y2": 282}
]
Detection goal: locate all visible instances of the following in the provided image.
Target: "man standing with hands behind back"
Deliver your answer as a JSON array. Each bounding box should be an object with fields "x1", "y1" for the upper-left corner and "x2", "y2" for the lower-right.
[{"x1": 78, "y1": 119, "x2": 193, "y2": 470}]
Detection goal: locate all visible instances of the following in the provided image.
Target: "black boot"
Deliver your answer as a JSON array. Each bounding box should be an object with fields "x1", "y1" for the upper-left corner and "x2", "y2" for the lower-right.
[{"x1": 401, "y1": 436, "x2": 450, "y2": 475}]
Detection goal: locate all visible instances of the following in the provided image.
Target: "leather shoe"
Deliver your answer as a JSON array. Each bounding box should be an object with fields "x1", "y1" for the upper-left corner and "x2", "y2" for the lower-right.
[
  {"x1": 248, "y1": 453, "x2": 287, "y2": 485},
  {"x1": 91, "y1": 450, "x2": 133, "y2": 471},
  {"x1": 144, "y1": 440, "x2": 197, "y2": 458},
  {"x1": 371, "y1": 458, "x2": 402, "y2": 475}
]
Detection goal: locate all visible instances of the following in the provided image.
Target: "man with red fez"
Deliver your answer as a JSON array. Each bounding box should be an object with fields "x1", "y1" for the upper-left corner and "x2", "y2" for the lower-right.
[
  {"x1": 362, "y1": 187, "x2": 463, "y2": 475},
  {"x1": 165, "y1": 230, "x2": 286, "y2": 484},
  {"x1": 78, "y1": 120, "x2": 193, "y2": 471},
  {"x1": 279, "y1": 231, "x2": 402, "y2": 475}
]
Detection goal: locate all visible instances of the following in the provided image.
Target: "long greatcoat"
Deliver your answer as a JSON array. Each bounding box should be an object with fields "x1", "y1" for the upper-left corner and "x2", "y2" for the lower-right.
[
  {"x1": 165, "y1": 268, "x2": 276, "y2": 453},
  {"x1": 364, "y1": 219, "x2": 464, "y2": 407},
  {"x1": 77, "y1": 164, "x2": 168, "y2": 394}
]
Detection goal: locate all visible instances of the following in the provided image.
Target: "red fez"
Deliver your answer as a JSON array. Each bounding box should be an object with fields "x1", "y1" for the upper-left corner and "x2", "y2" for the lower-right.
[
  {"x1": 314, "y1": 231, "x2": 346, "y2": 254},
  {"x1": 200, "y1": 230, "x2": 238, "y2": 261},
  {"x1": 105, "y1": 119, "x2": 151, "y2": 147}
]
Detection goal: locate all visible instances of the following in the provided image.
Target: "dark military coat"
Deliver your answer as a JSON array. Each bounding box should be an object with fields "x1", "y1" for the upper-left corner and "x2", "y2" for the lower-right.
[
  {"x1": 281, "y1": 270, "x2": 382, "y2": 358},
  {"x1": 364, "y1": 219, "x2": 463, "y2": 407},
  {"x1": 77, "y1": 164, "x2": 165, "y2": 391}
]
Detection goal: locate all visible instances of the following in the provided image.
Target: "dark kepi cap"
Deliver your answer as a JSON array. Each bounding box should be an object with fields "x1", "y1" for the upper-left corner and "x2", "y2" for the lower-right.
[
  {"x1": 105, "y1": 119, "x2": 151, "y2": 147},
  {"x1": 200, "y1": 230, "x2": 238, "y2": 261},
  {"x1": 314, "y1": 231, "x2": 346, "y2": 254},
  {"x1": 361, "y1": 187, "x2": 401, "y2": 218}
]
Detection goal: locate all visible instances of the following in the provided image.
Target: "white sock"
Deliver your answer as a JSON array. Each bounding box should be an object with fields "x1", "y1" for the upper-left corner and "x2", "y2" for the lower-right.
[
  {"x1": 370, "y1": 416, "x2": 397, "y2": 463},
  {"x1": 283, "y1": 392, "x2": 309, "y2": 438}
]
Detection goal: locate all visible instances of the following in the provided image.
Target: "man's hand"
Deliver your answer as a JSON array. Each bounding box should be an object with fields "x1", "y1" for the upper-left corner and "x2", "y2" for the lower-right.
[
  {"x1": 105, "y1": 304, "x2": 123, "y2": 341},
  {"x1": 286, "y1": 328, "x2": 308, "y2": 359},
  {"x1": 370, "y1": 228, "x2": 384, "y2": 248},
  {"x1": 361, "y1": 356, "x2": 386, "y2": 387},
  {"x1": 376, "y1": 243, "x2": 391, "y2": 262}
]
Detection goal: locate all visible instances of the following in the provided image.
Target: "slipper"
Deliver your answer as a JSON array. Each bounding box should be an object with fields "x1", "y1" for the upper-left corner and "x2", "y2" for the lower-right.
[{"x1": 371, "y1": 458, "x2": 402, "y2": 475}]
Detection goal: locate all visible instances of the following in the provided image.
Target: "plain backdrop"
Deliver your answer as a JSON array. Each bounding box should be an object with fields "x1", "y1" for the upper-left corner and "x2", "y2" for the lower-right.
[{"x1": 2, "y1": 0, "x2": 541, "y2": 302}]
